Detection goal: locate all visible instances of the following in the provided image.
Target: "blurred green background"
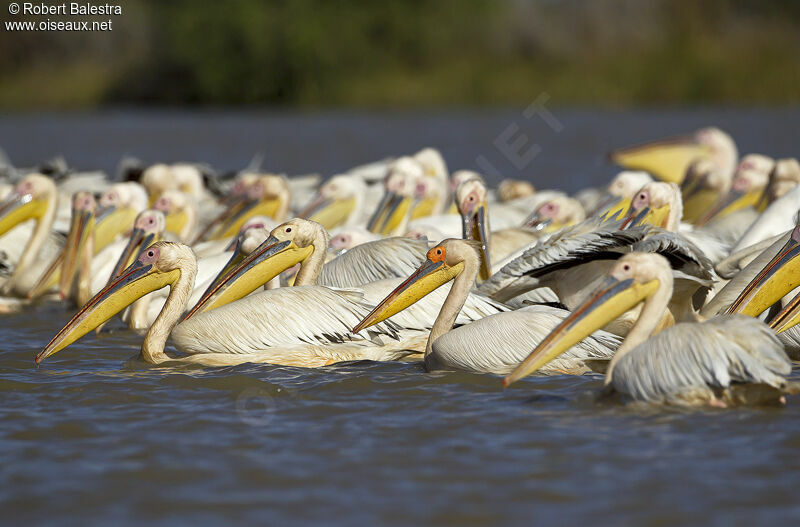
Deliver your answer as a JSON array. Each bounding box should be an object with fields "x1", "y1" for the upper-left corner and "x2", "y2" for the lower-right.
[{"x1": 1, "y1": 0, "x2": 798, "y2": 109}]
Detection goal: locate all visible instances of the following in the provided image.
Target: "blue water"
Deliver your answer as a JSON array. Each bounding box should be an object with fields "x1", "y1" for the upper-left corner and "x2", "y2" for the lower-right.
[{"x1": 2, "y1": 108, "x2": 800, "y2": 525}]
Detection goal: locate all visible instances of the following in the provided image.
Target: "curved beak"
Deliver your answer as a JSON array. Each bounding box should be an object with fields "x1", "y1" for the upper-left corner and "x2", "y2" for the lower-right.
[
  {"x1": 0, "y1": 192, "x2": 47, "y2": 237},
  {"x1": 352, "y1": 258, "x2": 465, "y2": 333},
  {"x1": 609, "y1": 135, "x2": 710, "y2": 185},
  {"x1": 726, "y1": 228, "x2": 800, "y2": 316},
  {"x1": 503, "y1": 275, "x2": 659, "y2": 386},
  {"x1": 184, "y1": 236, "x2": 313, "y2": 318},
  {"x1": 300, "y1": 194, "x2": 356, "y2": 229},
  {"x1": 35, "y1": 259, "x2": 179, "y2": 363},
  {"x1": 366, "y1": 191, "x2": 412, "y2": 235},
  {"x1": 461, "y1": 200, "x2": 491, "y2": 282},
  {"x1": 59, "y1": 206, "x2": 96, "y2": 299},
  {"x1": 695, "y1": 188, "x2": 760, "y2": 227}
]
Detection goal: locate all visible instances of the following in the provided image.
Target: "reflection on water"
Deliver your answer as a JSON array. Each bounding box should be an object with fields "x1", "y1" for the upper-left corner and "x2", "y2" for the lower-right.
[{"x1": 2, "y1": 109, "x2": 800, "y2": 524}]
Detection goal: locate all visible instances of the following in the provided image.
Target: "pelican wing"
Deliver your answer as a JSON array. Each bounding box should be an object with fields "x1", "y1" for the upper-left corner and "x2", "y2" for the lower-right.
[
  {"x1": 172, "y1": 285, "x2": 402, "y2": 356},
  {"x1": 319, "y1": 237, "x2": 428, "y2": 288},
  {"x1": 430, "y1": 305, "x2": 620, "y2": 375},
  {"x1": 479, "y1": 218, "x2": 648, "y2": 303},
  {"x1": 612, "y1": 316, "x2": 791, "y2": 404},
  {"x1": 633, "y1": 228, "x2": 715, "y2": 280}
]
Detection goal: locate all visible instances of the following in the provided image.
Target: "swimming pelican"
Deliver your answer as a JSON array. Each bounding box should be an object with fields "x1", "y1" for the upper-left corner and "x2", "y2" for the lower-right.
[
  {"x1": 590, "y1": 170, "x2": 653, "y2": 217},
  {"x1": 367, "y1": 157, "x2": 421, "y2": 236},
  {"x1": 299, "y1": 173, "x2": 367, "y2": 230},
  {"x1": 504, "y1": 252, "x2": 796, "y2": 407},
  {"x1": 351, "y1": 238, "x2": 619, "y2": 375},
  {"x1": 35, "y1": 241, "x2": 415, "y2": 368},
  {"x1": 497, "y1": 179, "x2": 535, "y2": 203},
  {"x1": 0, "y1": 174, "x2": 61, "y2": 300}
]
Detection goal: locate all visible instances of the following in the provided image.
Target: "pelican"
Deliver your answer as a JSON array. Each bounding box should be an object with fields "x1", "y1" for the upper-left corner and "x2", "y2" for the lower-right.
[
  {"x1": 35, "y1": 241, "x2": 416, "y2": 368},
  {"x1": 0, "y1": 174, "x2": 61, "y2": 300},
  {"x1": 152, "y1": 190, "x2": 198, "y2": 242},
  {"x1": 351, "y1": 238, "x2": 619, "y2": 375},
  {"x1": 504, "y1": 252, "x2": 796, "y2": 407},
  {"x1": 367, "y1": 157, "x2": 422, "y2": 236},
  {"x1": 299, "y1": 173, "x2": 372, "y2": 231},
  {"x1": 590, "y1": 170, "x2": 653, "y2": 217},
  {"x1": 696, "y1": 154, "x2": 774, "y2": 226},
  {"x1": 497, "y1": 179, "x2": 535, "y2": 202},
  {"x1": 610, "y1": 127, "x2": 737, "y2": 186}
]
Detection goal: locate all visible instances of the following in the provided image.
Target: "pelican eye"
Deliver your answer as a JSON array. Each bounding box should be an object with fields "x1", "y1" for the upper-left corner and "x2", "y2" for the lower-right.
[
  {"x1": 623, "y1": 264, "x2": 630, "y2": 271},
  {"x1": 147, "y1": 250, "x2": 155, "y2": 258},
  {"x1": 286, "y1": 227, "x2": 292, "y2": 233}
]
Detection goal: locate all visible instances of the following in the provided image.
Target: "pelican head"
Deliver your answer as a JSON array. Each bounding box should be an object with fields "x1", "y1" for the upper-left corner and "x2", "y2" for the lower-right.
[
  {"x1": 456, "y1": 178, "x2": 491, "y2": 280},
  {"x1": 141, "y1": 164, "x2": 204, "y2": 203},
  {"x1": 610, "y1": 127, "x2": 736, "y2": 185},
  {"x1": 105, "y1": 209, "x2": 166, "y2": 286},
  {"x1": 300, "y1": 173, "x2": 365, "y2": 229},
  {"x1": 498, "y1": 179, "x2": 535, "y2": 202},
  {"x1": 761, "y1": 158, "x2": 800, "y2": 205},
  {"x1": 413, "y1": 148, "x2": 448, "y2": 217},
  {"x1": 94, "y1": 182, "x2": 149, "y2": 248},
  {"x1": 680, "y1": 157, "x2": 731, "y2": 223},
  {"x1": 450, "y1": 170, "x2": 483, "y2": 194},
  {"x1": 525, "y1": 196, "x2": 586, "y2": 232},
  {"x1": 0, "y1": 173, "x2": 56, "y2": 237},
  {"x1": 36, "y1": 241, "x2": 192, "y2": 364},
  {"x1": 726, "y1": 223, "x2": 800, "y2": 319},
  {"x1": 352, "y1": 238, "x2": 479, "y2": 333},
  {"x1": 596, "y1": 170, "x2": 653, "y2": 218},
  {"x1": 59, "y1": 191, "x2": 97, "y2": 299},
  {"x1": 367, "y1": 157, "x2": 421, "y2": 235},
  {"x1": 153, "y1": 190, "x2": 196, "y2": 241},
  {"x1": 696, "y1": 154, "x2": 775, "y2": 225},
  {"x1": 621, "y1": 181, "x2": 682, "y2": 231},
  {"x1": 503, "y1": 252, "x2": 669, "y2": 386},
  {"x1": 185, "y1": 218, "x2": 327, "y2": 317}
]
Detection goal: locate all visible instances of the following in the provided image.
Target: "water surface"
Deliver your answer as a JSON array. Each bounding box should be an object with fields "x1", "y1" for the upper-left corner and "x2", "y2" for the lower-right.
[{"x1": 2, "y1": 108, "x2": 800, "y2": 525}]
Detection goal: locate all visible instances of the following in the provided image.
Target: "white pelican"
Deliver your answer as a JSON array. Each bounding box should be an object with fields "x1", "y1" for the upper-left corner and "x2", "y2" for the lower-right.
[
  {"x1": 35, "y1": 241, "x2": 416, "y2": 368},
  {"x1": 504, "y1": 252, "x2": 796, "y2": 407},
  {"x1": 696, "y1": 154, "x2": 774, "y2": 227},
  {"x1": 731, "y1": 158, "x2": 800, "y2": 253},
  {"x1": 610, "y1": 127, "x2": 737, "y2": 187},
  {"x1": 153, "y1": 190, "x2": 198, "y2": 242},
  {"x1": 299, "y1": 173, "x2": 368, "y2": 230},
  {"x1": 367, "y1": 156, "x2": 422, "y2": 236},
  {"x1": 0, "y1": 174, "x2": 61, "y2": 300},
  {"x1": 351, "y1": 238, "x2": 619, "y2": 375},
  {"x1": 497, "y1": 179, "x2": 535, "y2": 202},
  {"x1": 590, "y1": 170, "x2": 653, "y2": 217}
]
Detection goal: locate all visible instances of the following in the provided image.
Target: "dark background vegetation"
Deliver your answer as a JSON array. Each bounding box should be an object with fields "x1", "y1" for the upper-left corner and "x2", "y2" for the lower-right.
[{"x1": 0, "y1": 0, "x2": 799, "y2": 109}]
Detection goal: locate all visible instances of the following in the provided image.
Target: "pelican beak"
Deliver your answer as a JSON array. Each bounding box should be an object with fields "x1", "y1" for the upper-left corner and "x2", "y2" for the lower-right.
[
  {"x1": 726, "y1": 228, "x2": 800, "y2": 317},
  {"x1": 184, "y1": 236, "x2": 313, "y2": 318},
  {"x1": 523, "y1": 211, "x2": 553, "y2": 232},
  {"x1": 622, "y1": 204, "x2": 671, "y2": 230},
  {"x1": 163, "y1": 209, "x2": 189, "y2": 238},
  {"x1": 35, "y1": 259, "x2": 179, "y2": 363},
  {"x1": 695, "y1": 188, "x2": 761, "y2": 227},
  {"x1": 93, "y1": 205, "x2": 138, "y2": 251},
  {"x1": 595, "y1": 195, "x2": 631, "y2": 220},
  {"x1": 192, "y1": 233, "x2": 252, "y2": 303},
  {"x1": 26, "y1": 252, "x2": 63, "y2": 299},
  {"x1": 352, "y1": 258, "x2": 465, "y2": 333},
  {"x1": 190, "y1": 196, "x2": 246, "y2": 244},
  {"x1": 0, "y1": 192, "x2": 48, "y2": 236},
  {"x1": 768, "y1": 291, "x2": 800, "y2": 333},
  {"x1": 410, "y1": 195, "x2": 438, "y2": 219},
  {"x1": 211, "y1": 197, "x2": 282, "y2": 240},
  {"x1": 681, "y1": 176, "x2": 721, "y2": 224},
  {"x1": 609, "y1": 135, "x2": 710, "y2": 184},
  {"x1": 503, "y1": 275, "x2": 659, "y2": 386},
  {"x1": 366, "y1": 191, "x2": 412, "y2": 235},
  {"x1": 300, "y1": 194, "x2": 356, "y2": 229},
  {"x1": 59, "y1": 206, "x2": 96, "y2": 299},
  {"x1": 461, "y1": 200, "x2": 491, "y2": 282}
]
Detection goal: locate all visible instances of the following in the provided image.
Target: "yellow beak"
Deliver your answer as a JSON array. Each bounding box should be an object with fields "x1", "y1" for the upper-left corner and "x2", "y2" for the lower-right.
[
  {"x1": 410, "y1": 195, "x2": 438, "y2": 220},
  {"x1": 94, "y1": 206, "x2": 139, "y2": 252},
  {"x1": 211, "y1": 198, "x2": 282, "y2": 240},
  {"x1": 621, "y1": 204, "x2": 672, "y2": 230},
  {"x1": 35, "y1": 259, "x2": 179, "y2": 363},
  {"x1": 610, "y1": 136, "x2": 711, "y2": 185},
  {"x1": 460, "y1": 200, "x2": 491, "y2": 282},
  {"x1": 59, "y1": 206, "x2": 96, "y2": 299},
  {"x1": 503, "y1": 275, "x2": 659, "y2": 386},
  {"x1": 726, "y1": 228, "x2": 800, "y2": 317},
  {"x1": 352, "y1": 258, "x2": 465, "y2": 333},
  {"x1": 695, "y1": 189, "x2": 762, "y2": 227},
  {"x1": 366, "y1": 191, "x2": 412, "y2": 235},
  {"x1": 596, "y1": 196, "x2": 632, "y2": 221},
  {"x1": 184, "y1": 236, "x2": 313, "y2": 318},
  {"x1": 0, "y1": 193, "x2": 48, "y2": 237},
  {"x1": 300, "y1": 195, "x2": 356, "y2": 230}
]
